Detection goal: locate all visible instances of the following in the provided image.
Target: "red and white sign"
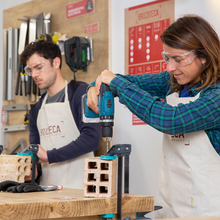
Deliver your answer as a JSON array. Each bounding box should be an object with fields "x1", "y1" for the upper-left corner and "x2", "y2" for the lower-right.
[
  {"x1": 85, "y1": 22, "x2": 99, "y2": 34},
  {"x1": 125, "y1": 0, "x2": 174, "y2": 126},
  {"x1": 1, "y1": 107, "x2": 8, "y2": 124},
  {"x1": 128, "y1": 19, "x2": 169, "y2": 66},
  {"x1": 66, "y1": 0, "x2": 95, "y2": 20}
]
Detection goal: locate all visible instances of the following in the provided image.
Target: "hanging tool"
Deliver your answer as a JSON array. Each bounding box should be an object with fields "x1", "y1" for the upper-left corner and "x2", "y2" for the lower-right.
[
  {"x1": 44, "y1": 13, "x2": 51, "y2": 34},
  {"x1": 64, "y1": 36, "x2": 91, "y2": 79},
  {"x1": 82, "y1": 84, "x2": 114, "y2": 152},
  {"x1": 28, "y1": 16, "x2": 37, "y2": 43},
  {"x1": 25, "y1": 71, "x2": 29, "y2": 98},
  {"x1": 18, "y1": 18, "x2": 28, "y2": 55},
  {"x1": 20, "y1": 63, "x2": 26, "y2": 99},
  {"x1": 7, "y1": 27, "x2": 19, "y2": 101},
  {"x1": 3, "y1": 29, "x2": 8, "y2": 100},
  {"x1": 27, "y1": 75, "x2": 32, "y2": 98},
  {"x1": 0, "y1": 145, "x2": 3, "y2": 155},
  {"x1": 36, "y1": 12, "x2": 44, "y2": 39},
  {"x1": 15, "y1": 60, "x2": 20, "y2": 96},
  {"x1": 6, "y1": 138, "x2": 26, "y2": 155}
]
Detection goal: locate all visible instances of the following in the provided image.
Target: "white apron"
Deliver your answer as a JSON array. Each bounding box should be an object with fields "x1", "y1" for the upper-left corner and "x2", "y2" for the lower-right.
[
  {"x1": 37, "y1": 82, "x2": 93, "y2": 189},
  {"x1": 155, "y1": 92, "x2": 220, "y2": 218}
]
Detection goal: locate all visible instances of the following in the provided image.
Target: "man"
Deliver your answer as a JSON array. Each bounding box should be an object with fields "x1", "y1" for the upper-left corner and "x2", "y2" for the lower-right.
[{"x1": 20, "y1": 40, "x2": 101, "y2": 189}]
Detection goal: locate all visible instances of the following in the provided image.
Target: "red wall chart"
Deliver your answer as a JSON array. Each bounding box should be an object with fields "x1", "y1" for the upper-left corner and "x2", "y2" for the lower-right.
[{"x1": 125, "y1": 0, "x2": 174, "y2": 125}]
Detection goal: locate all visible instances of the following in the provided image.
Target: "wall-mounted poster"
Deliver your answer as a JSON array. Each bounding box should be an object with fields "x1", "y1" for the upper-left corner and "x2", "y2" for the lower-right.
[{"x1": 124, "y1": 0, "x2": 174, "y2": 125}]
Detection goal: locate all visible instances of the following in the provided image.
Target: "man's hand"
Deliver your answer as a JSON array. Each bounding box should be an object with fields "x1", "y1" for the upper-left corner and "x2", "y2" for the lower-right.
[
  {"x1": 87, "y1": 70, "x2": 116, "y2": 114},
  {"x1": 37, "y1": 144, "x2": 48, "y2": 163},
  {"x1": 24, "y1": 164, "x2": 38, "y2": 182},
  {"x1": 87, "y1": 86, "x2": 99, "y2": 114}
]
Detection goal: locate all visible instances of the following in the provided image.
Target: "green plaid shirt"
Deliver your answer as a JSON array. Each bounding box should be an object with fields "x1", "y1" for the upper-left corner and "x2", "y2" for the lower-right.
[{"x1": 107, "y1": 71, "x2": 220, "y2": 154}]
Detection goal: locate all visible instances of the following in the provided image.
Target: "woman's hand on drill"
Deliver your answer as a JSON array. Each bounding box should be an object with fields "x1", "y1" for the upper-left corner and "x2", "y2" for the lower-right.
[
  {"x1": 87, "y1": 70, "x2": 116, "y2": 114},
  {"x1": 95, "y1": 70, "x2": 116, "y2": 95}
]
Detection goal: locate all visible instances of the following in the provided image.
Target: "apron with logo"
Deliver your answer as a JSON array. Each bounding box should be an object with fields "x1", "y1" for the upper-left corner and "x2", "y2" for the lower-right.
[
  {"x1": 37, "y1": 82, "x2": 93, "y2": 189},
  {"x1": 155, "y1": 92, "x2": 220, "y2": 218}
]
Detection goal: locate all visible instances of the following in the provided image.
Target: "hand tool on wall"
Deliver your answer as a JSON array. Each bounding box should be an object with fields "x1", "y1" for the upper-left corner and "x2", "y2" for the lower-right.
[
  {"x1": 28, "y1": 16, "x2": 37, "y2": 43},
  {"x1": 20, "y1": 63, "x2": 26, "y2": 99},
  {"x1": 3, "y1": 29, "x2": 8, "y2": 100},
  {"x1": 32, "y1": 79, "x2": 37, "y2": 97},
  {"x1": 64, "y1": 36, "x2": 91, "y2": 80},
  {"x1": 15, "y1": 60, "x2": 20, "y2": 96},
  {"x1": 27, "y1": 75, "x2": 32, "y2": 98},
  {"x1": 0, "y1": 145, "x2": 3, "y2": 155},
  {"x1": 18, "y1": 18, "x2": 28, "y2": 56},
  {"x1": 36, "y1": 12, "x2": 44, "y2": 39},
  {"x1": 7, "y1": 27, "x2": 19, "y2": 100},
  {"x1": 82, "y1": 84, "x2": 114, "y2": 152},
  {"x1": 44, "y1": 13, "x2": 51, "y2": 34},
  {"x1": 25, "y1": 72, "x2": 29, "y2": 98},
  {"x1": 6, "y1": 138, "x2": 26, "y2": 155}
]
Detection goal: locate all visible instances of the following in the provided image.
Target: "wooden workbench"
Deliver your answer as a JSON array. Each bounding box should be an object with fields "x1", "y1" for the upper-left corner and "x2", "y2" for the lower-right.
[{"x1": 0, "y1": 188, "x2": 154, "y2": 220}]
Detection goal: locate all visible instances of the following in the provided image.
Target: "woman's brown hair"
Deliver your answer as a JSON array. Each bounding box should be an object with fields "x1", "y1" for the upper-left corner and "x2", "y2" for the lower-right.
[{"x1": 160, "y1": 14, "x2": 220, "y2": 92}]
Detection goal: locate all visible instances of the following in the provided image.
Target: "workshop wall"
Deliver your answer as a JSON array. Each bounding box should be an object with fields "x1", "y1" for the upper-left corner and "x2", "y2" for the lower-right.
[{"x1": 2, "y1": 0, "x2": 109, "y2": 154}]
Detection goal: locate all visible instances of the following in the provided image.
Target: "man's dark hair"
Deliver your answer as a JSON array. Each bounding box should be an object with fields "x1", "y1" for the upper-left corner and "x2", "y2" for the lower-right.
[{"x1": 20, "y1": 40, "x2": 62, "y2": 68}]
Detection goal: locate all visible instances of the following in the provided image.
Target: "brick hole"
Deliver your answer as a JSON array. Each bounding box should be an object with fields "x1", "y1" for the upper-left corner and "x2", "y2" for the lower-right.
[
  {"x1": 100, "y1": 174, "x2": 109, "y2": 182},
  {"x1": 88, "y1": 173, "x2": 96, "y2": 182},
  {"x1": 17, "y1": 175, "x2": 22, "y2": 182},
  {"x1": 100, "y1": 163, "x2": 109, "y2": 170},
  {"x1": 88, "y1": 162, "x2": 97, "y2": 169},
  {"x1": 25, "y1": 158, "x2": 30, "y2": 163},
  {"x1": 100, "y1": 186, "x2": 108, "y2": 194},
  {"x1": 87, "y1": 185, "x2": 96, "y2": 193},
  {"x1": 18, "y1": 166, "x2": 22, "y2": 172}
]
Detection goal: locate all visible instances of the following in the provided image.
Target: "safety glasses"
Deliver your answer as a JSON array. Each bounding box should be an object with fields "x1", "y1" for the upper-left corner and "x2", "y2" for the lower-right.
[
  {"x1": 24, "y1": 60, "x2": 51, "y2": 76},
  {"x1": 161, "y1": 50, "x2": 197, "y2": 67}
]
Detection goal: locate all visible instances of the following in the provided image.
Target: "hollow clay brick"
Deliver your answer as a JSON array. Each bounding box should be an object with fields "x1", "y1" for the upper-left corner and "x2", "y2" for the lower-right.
[{"x1": 84, "y1": 157, "x2": 117, "y2": 198}]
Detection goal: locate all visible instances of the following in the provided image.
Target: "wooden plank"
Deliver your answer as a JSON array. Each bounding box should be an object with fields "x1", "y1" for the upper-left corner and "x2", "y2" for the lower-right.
[
  {"x1": 0, "y1": 188, "x2": 154, "y2": 220},
  {"x1": 0, "y1": 155, "x2": 31, "y2": 182},
  {"x1": 3, "y1": 0, "x2": 109, "y2": 155}
]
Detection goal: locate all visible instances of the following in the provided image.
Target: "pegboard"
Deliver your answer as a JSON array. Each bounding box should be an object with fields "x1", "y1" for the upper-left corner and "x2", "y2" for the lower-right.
[{"x1": 2, "y1": 0, "x2": 109, "y2": 155}]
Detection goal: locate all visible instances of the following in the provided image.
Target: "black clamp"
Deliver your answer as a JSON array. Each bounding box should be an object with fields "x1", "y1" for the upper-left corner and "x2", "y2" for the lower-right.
[{"x1": 19, "y1": 144, "x2": 39, "y2": 184}]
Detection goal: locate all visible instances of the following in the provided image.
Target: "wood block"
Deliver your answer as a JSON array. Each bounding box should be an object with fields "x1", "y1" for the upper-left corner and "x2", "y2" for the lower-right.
[
  {"x1": 84, "y1": 157, "x2": 117, "y2": 198},
  {"x1": 0, "y1": 155, "x2": 31, "y2": 182}
]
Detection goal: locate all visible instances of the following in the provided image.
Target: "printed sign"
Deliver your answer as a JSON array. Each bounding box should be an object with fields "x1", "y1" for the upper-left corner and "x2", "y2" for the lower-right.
[
  {"x1": 66, "y1": 0, "x2": 95, "y2": 19},
  {"x1": 85, "y1": 22, "x2": 99, "y2": 34},
  {"x1": 125, "y1": 0, "x2": 174, "y2": 125}
]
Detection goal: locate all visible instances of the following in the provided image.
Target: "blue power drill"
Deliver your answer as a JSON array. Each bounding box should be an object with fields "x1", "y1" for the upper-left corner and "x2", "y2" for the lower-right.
[{"x1": 82, "y1": 84, "x2": 114, "y2": 151}]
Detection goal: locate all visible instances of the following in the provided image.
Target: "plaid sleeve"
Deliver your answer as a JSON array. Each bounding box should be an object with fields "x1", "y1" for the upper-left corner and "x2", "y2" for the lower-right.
[{"x1": 110, "y1": 74, "x2": 220, "y2": 136}]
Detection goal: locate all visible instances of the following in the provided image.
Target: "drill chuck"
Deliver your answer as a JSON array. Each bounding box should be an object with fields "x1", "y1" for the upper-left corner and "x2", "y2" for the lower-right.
[{"x1": 100, "y1": 115, "x2": 114, "y2": 139}]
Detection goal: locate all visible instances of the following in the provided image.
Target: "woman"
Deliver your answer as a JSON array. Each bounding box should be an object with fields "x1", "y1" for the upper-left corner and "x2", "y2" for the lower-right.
[{"x1": 87, "y1": 15, "x2": 220, "y2": 218}]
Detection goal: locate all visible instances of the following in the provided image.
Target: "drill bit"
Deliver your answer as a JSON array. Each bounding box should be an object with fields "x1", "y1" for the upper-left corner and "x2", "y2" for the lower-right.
[{"x1": 106, "y1": 141, "x2": 109, "y2": 152}]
